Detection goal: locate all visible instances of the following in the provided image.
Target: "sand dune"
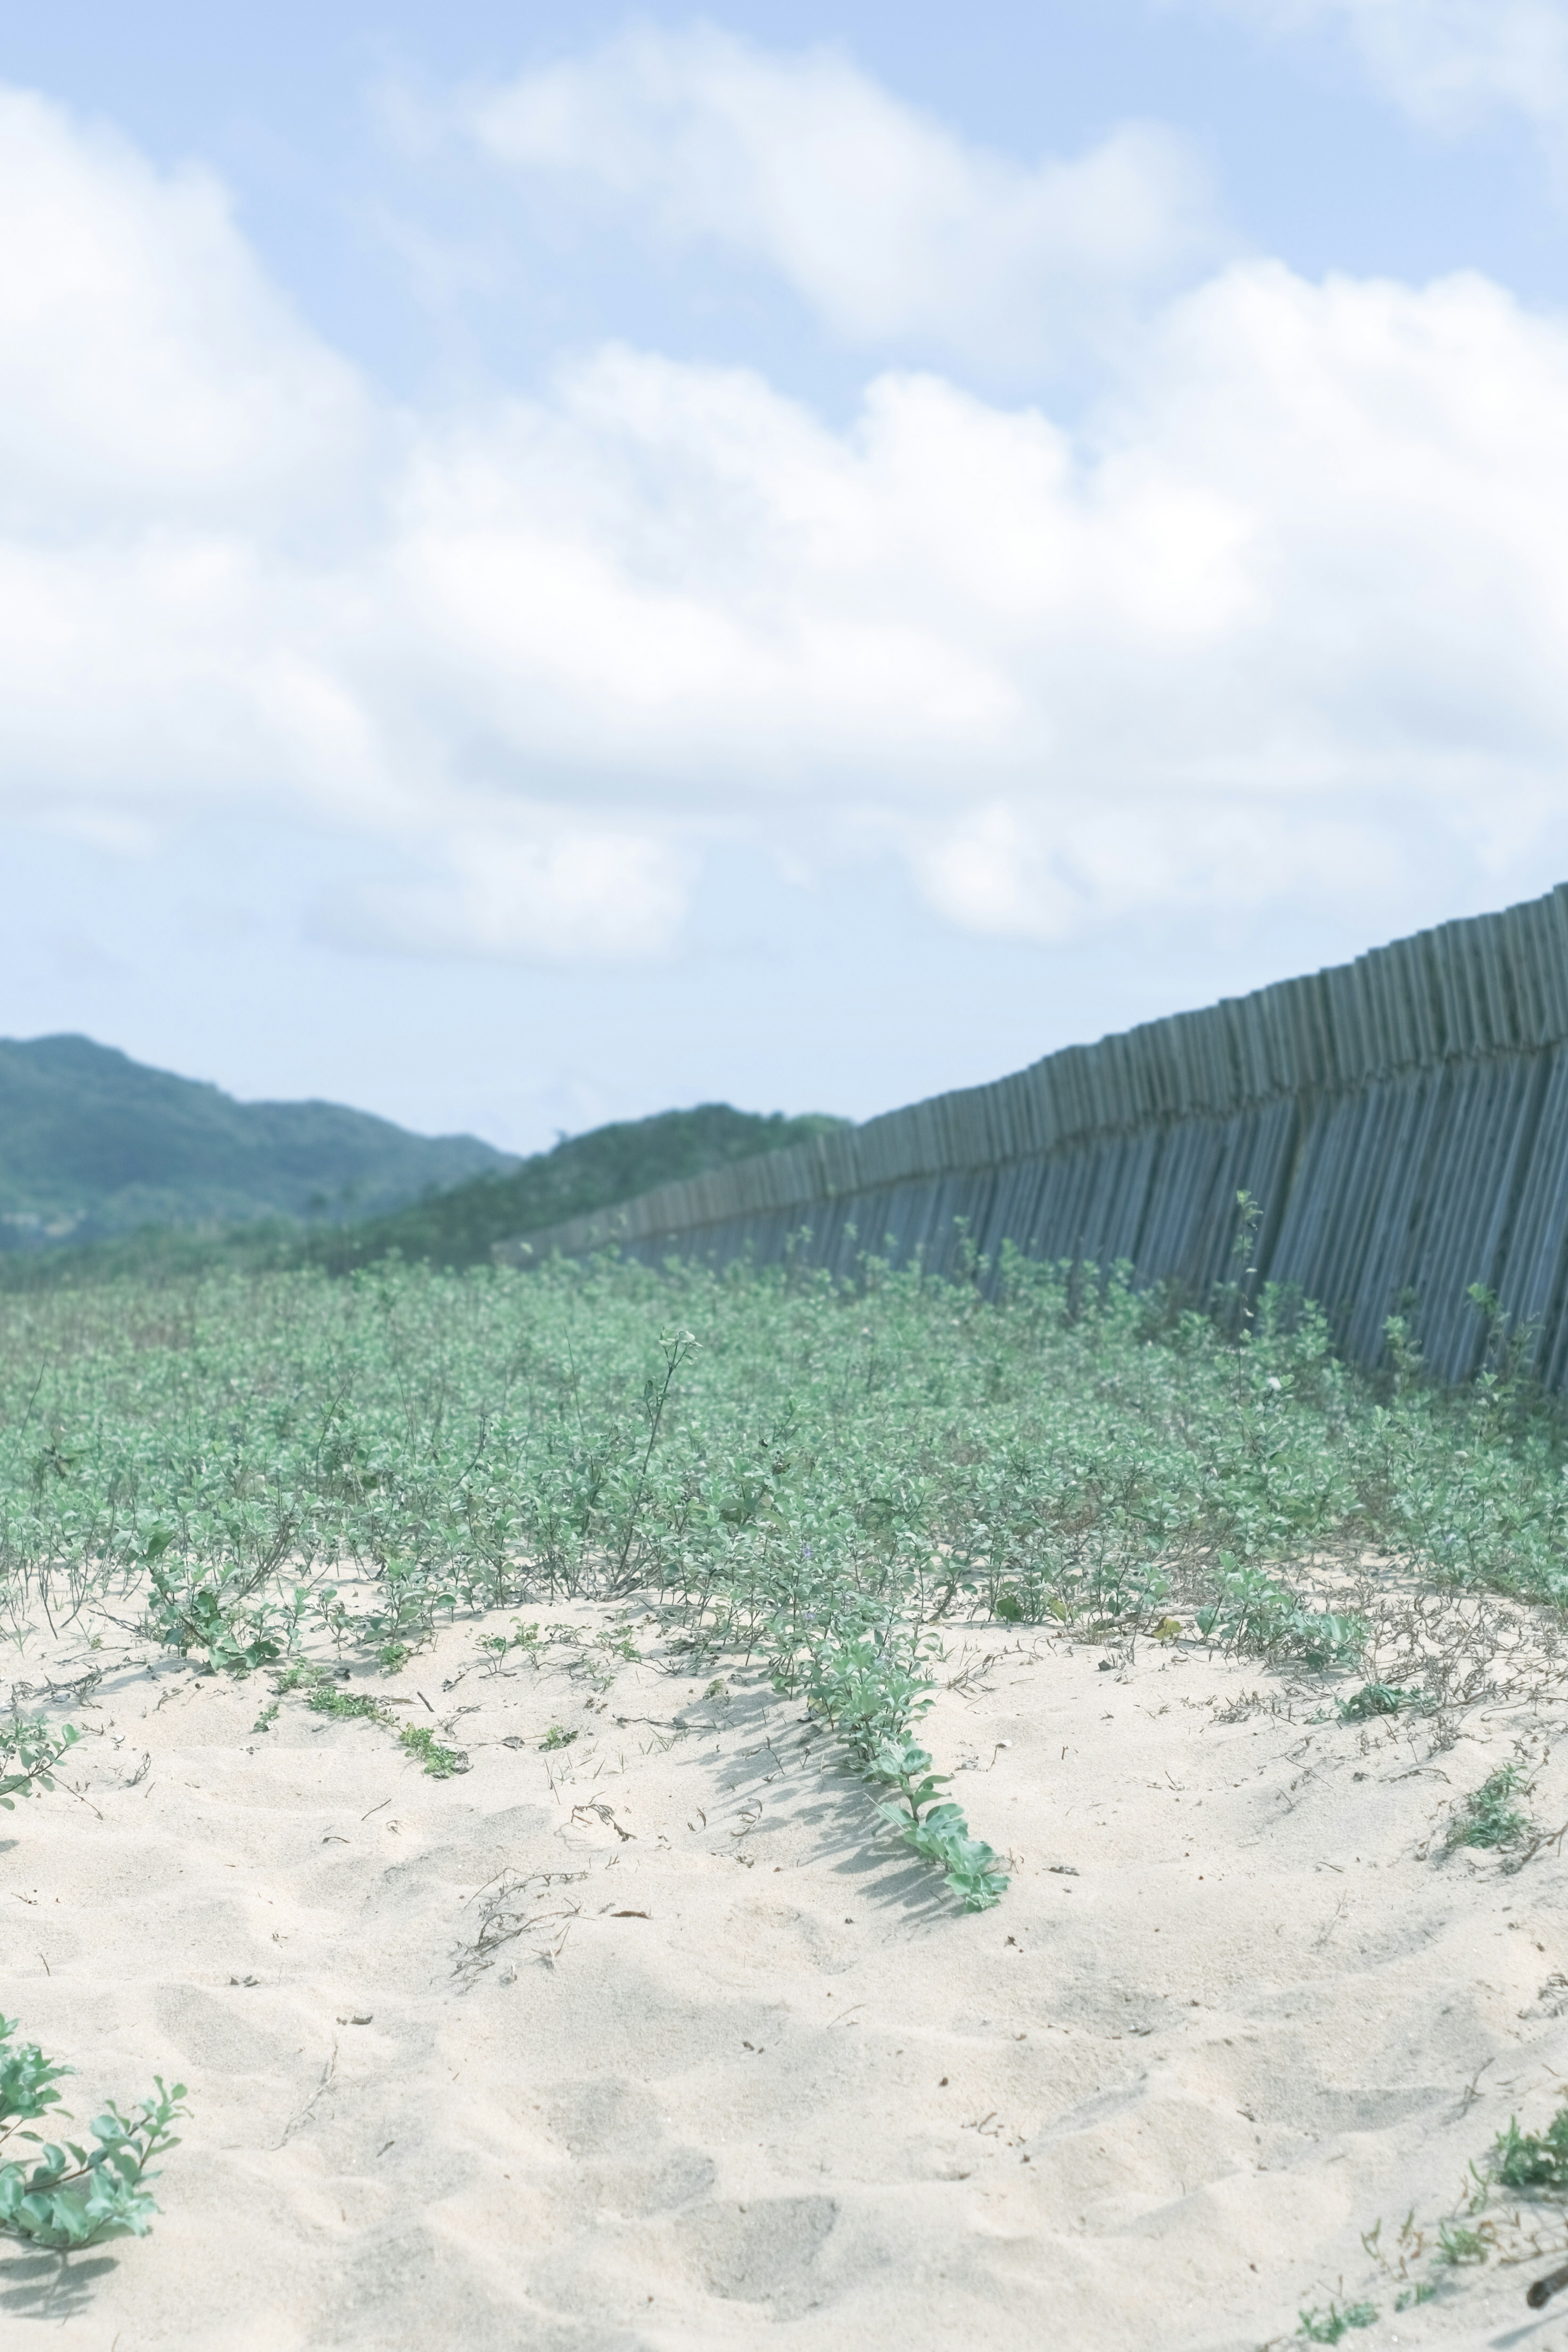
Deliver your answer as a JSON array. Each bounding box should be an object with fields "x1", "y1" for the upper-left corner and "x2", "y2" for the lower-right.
[{"x1": 4, "y1": 1589, "x2": 1568, "y2": 2349}]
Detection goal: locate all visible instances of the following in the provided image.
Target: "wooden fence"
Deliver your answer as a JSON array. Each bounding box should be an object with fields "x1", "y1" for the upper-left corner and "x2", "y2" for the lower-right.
[{"x1": 497, "y1": 882, "x2": 1568, "y2": 1385}]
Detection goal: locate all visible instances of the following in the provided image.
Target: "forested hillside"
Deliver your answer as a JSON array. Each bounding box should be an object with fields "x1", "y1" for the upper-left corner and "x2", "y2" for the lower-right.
[
  {"x1": 304, "y1": 1103, "x2": 850, "y2": 1272},
  {"x1": 0, "y1": 1036, "x2": 513, "y2": 1248}
]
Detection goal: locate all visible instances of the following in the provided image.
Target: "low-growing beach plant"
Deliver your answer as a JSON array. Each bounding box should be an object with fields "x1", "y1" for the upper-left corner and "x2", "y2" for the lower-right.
[
  {"x1": 301, "y1": 1675, "x2": 384, "y2": 1725},
  {"x1": 9, "y1": 1237, "x2": 1568, "y2": 1907},
  {"x1": 805, "y1": 1627, "x2": 1008, "y2": 1907},
  {"x1": 1489, "y1": 2108, "x2": 1568, "y2": 2192},
  {"x1": 1339, "y1": 1681, "x2": 1407, "y2": 1722},
  {"x1": 479, "y1": 1621, "x2": 539, "y2": 1673},
  {"x1": 1435, "y1": 2216, "x2": 1492, "y2": 2265},
  {"x1": 1195, "y1": 1554, "x2": 1365, "y2": 1668},
  {"x1": 316, "y1": 1688, "x2": 382, "y2": 1723},
  {"x1": 0, "y1": 2016, "x2": 187, "y2": 2249},
  {"x1": 880, "y1": 1759, "x2": 1009, "y2": 1909},
  {"x1": 399, "y1": 1722, "x2": 466, "y2": 1777},
  {"x1": 268, "y1": 1664, "x2": 463, "y2": 1773},
  {"x1": 147, "y1": 1569, "x2": 281, "y2": 1675},
  {"x1": 1446, "y1": 1767, "x2": 1531, "y2": 1853},
  {"x1": 0, "y1": 1715, "x2": 80, "y2": 1808},
  {"x1": 1355, "y1": 2103, "x2": 1568, "y2": 2327},
  {"x1": 1298, "y1": 2299, "x2": 1378, "y2": 2343},
  {"x1": 1356, "y1": 2179, "x2": 1495, "y2": 2316}
]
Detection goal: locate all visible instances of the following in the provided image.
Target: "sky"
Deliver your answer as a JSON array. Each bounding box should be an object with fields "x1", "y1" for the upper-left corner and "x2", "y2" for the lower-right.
[{"x1": 7, "y1": 1, "x2": 1568, "y2": 1149}]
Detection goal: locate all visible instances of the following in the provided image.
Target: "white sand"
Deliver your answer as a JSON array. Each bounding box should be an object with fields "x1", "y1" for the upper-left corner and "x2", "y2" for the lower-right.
[{"x1": 4, "y1": 1590, "x2": 1568, "y2": 2350}]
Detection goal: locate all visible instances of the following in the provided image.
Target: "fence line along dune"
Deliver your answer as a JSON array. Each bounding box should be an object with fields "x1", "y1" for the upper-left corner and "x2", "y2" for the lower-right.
[{"x1": 502, "y1": 882, "x2": 1568, "y2": 1389}]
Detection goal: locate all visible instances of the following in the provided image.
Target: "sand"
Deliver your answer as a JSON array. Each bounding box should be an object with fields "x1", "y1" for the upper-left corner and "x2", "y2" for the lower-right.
[{"x1": 3, "y1": 1588, "x2": 1568, "y2": 2351}]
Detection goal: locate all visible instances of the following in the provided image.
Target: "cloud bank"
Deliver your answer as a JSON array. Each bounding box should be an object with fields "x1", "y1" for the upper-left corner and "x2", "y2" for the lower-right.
[
  {"x1": 7, "y1": 40, "x2": 1568, "y2": 962},
  {"x1": 459, "y1": 24, "x2": 1221, "y2": 370},
  {"x1": 1200, "y1": 1, "x2": 1568, "y2": 133}
]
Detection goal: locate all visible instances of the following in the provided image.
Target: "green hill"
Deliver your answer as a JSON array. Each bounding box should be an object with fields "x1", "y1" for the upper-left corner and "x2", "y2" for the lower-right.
[
  {"x1": 0, "y1": 1035, "x2": 514, "y2": 1249},
  {"x1": 303, "y1": 1103, "x2": 850, "y2": 1274},
  {"x1": 0, "y1": 1042, "x2": 850, "y2": 1288}
]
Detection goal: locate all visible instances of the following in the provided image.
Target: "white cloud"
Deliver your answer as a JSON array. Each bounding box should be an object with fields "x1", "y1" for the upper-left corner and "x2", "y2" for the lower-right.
[
  {"x1": 455, "y1": 25, "x2": 1221, "y2": 369},
  {"x1": 0, "y1": 87, "x2": 371, "y2": 536},
  {"x1": 326, "y1": 821, "x2": 692, "y2": 962},
  {"x1": 1198, "y1": 1, "x2": 1568, "y2": 132},
  {"x1": 375, "y1": 356, "x2": 1055, "y2": 785},
  {"x1": 7, "y1": 68, "x2": 1568, "y2": 962}
]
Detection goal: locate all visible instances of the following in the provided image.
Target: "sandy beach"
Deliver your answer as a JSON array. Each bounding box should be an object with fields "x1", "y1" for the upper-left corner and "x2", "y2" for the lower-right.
[{"x1": 4, "y1": 1588, "x2": 1568, "y2": 2351}]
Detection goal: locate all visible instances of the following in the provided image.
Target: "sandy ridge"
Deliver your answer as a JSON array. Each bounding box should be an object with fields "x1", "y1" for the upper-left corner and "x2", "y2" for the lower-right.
[{"x1": 2, "y1": 1587, "x2": 1567, "y2": 2349}]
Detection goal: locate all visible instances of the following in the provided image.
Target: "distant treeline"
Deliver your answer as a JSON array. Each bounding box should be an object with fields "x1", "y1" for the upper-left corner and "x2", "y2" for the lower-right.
[
  {"x1": 0, "y1": 1102, "x2": 848, "y2": 1291},
  {"x1": 298, "y1": 1105, "x2": 847, "y2": 1275}
]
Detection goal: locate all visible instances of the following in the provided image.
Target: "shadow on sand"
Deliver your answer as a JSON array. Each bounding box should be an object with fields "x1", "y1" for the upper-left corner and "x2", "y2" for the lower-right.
[
  {"x1": 0, "y1": 2245, "x2": 119, "y2": 2322},
  {"x1": 673, "y1": 1683, "x2": 965, "y2": 1922}
]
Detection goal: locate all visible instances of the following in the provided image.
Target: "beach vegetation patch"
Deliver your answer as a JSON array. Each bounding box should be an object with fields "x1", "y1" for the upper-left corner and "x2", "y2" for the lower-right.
[
  {"x1": 1490, "y1": 2108, "x2": 1568, "y2": 2192},
  {"x1": 0, "y1": 2016, "x2": 186, "y2": 2250},
  {"x1": 0, "y1": 1715, "x2": 79, "y2": 1808},
  {"x1": 1298, "y1": 2299, "x2": 1378, "y2": 2342},
  {"x1": 1446, "y1": 1767, "x2": 1531, "y2": 1853},
  {"x1": 7, "y1": 1244, "x2": 1568, "y2": 1907},
  {"x1": 1338, "y1": 1681, "x2": 1408, "y2": 1722}
]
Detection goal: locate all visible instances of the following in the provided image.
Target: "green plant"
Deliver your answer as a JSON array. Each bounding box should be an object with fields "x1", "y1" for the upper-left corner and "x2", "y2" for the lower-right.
[
  {"x1": 16, "y1": 1243, "x2": 1568, "y2": 1924},
  {"x1": 1298, "y1": 2300, "x2": 1378, "y2": 2343},
  {"x1": 0, "y1": 1716, "x2": 80, "y2": 1808},
  {"x1": 270, "y1": 1664, "x2": 464, "y2": 1774},
  {"x1": 1446, "y1": 1767, "x2": 1530, "y2": 1853},
  {"x1": 0, "y1": 2015, "x2": 187, "y2": 2249},
  {"x1": 614, "y1": 1327, "x2": 698, "y2": 1586},
  {"x1": 539, "y1": 1724, "x2": 579, "y2": 1751},
  {"x1": 307, "y1": 1683, "x2": 385, "y2": 1725},
  {"x1": 880, "y1": 1763, "x2": 1010, "y2": 1909},
  {"x1": 272, "y1": 1662, "x2": 321, "y2": 1694},
  {"x1": 147, "y1": 1570, "x2": 281, "y2": 1675},
  {"x1": 1490, "y1": 2109, "x2": 1568, "y2": 2191},
  {"x1": 807, "y1": 1632, "x2": 1008, "y2": 1909},
  {"x1": 1339, "y1": 1681, "x2": 1406, "y2": 1721},
  {"x1": 273, "y1": 1662, "x2": 389, "y2": 1726},
  {"x1": 1435, "y1": 2217, "x2": 1490, "y2": 2265},
  {"x1": 479, "y1": 1621, "x2": 539, "y2": 1673},
  {"x1": 1214, "y1": 1188, "x2": 1263, "y2": 1341},
  {"x1": 1196, "y1": 1555, "x2": 1365, "y2": 1668},
  {"x1": 399, "y1": 1722, "x2": 466, "y2": 1777}
]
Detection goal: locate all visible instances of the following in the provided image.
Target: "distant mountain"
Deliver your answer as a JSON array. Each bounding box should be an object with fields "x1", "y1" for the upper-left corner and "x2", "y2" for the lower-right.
[
  {"x1": 304, "y1": 1103, "x2": 851, "y2": 1273},
  {"x1": 0, "y1": 1035, "x2": 515, "y2": 1249}
]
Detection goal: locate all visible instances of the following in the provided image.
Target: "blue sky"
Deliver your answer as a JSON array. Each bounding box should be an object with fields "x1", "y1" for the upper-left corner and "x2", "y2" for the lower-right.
[{"x1": 7, "y1": 2, "x2": 1568, "y2": 1147}]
